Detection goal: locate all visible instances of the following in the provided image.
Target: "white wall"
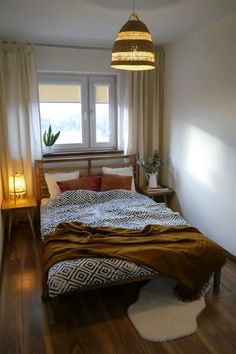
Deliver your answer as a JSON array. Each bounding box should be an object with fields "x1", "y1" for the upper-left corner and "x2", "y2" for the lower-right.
[
  {"x1": 163, "y1": 14, "x2": 236, "y2": 256},
  {"x1": 35, "y1": 45, "x2": 114, "y2": 74}
]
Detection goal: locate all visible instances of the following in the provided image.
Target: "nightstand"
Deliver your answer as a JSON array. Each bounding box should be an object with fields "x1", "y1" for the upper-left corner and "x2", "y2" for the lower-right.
[
  {"x1": 139, "y1": 186, "x2": 175, "y2": 206},
  {"x1": 1, "y1": 197, "x2": 37, "y2": 240}
]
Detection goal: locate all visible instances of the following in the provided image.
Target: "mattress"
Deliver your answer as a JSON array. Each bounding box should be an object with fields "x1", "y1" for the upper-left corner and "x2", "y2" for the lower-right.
[{"x1": 41, "y1": 189, "x2": 187, "y2": 297}]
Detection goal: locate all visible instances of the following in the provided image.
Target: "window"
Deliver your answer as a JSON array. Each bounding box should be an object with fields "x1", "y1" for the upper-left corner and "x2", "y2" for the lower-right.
[{"x1": 38, "y1": 74, "x2": 117, "y2": 152}]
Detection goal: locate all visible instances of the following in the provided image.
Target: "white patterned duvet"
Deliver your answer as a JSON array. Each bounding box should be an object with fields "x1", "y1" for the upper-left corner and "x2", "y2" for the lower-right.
[{"x1": 41, "y1": 189, "x2": 187, "y2": 297}]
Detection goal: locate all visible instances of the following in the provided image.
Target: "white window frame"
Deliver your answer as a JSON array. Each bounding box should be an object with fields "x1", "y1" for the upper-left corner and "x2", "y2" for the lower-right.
[
  {"x1": 89, "y1": 76, "x2": 116, "y2": 149},
  {"x1": 38, "y1": 73, "x2": 117, "y2": 152}
]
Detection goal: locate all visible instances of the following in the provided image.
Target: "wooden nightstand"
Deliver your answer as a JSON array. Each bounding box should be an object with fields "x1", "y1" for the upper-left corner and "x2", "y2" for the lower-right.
[
  {"x1": 1, "y1": 197, "x2": 37, "y2": 240},
  {"x1": 139, "y1": 186, "x2": 175, "y2": 206}
]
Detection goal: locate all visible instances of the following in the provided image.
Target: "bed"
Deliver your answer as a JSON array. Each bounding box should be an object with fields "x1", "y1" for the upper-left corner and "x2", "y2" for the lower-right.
[{"x1": 36, "y1": 154, "x2": 225, "y2": 301}]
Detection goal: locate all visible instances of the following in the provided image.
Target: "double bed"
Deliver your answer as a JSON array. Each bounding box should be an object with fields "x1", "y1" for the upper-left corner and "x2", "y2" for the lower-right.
[{"x1": 36, "y1": 154, "x2": 225, "y2": 301}]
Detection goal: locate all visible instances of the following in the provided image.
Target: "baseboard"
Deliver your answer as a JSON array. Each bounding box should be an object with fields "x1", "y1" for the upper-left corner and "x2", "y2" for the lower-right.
[{"x1": 222, "y1": 248, "x2": 236, "y2": 263}]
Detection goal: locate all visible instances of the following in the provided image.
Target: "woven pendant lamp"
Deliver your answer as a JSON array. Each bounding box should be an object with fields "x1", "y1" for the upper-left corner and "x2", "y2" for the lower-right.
[{"x1": 111, "y1": 11, "x2": 156, "y2": 71}]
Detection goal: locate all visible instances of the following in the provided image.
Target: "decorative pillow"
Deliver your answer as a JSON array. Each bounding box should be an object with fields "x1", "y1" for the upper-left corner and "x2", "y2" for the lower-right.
[
  {"x1": 57, "y1": 176, "x2": 101, "y2": 192},
  {"x1": 100, "y1": 174, "x2": 132, "y2": 191},
  {"x1": 102, "y1": 166, "x2": 136, "y2": 191},
  {"x1": 44, "y1": 170, "x2": 80, "y2": 200}
]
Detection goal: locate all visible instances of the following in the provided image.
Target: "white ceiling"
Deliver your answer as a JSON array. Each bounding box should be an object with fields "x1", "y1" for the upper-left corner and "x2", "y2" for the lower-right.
[{"x1": 0, "y1": 0, "x2": 236, "y2": 47}]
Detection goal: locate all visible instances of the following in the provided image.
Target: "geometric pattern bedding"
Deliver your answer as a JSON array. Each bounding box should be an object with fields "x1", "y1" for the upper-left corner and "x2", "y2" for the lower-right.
[
  {"x1": 41, "y1": 189, "x2": 187, "y2": 297},
  {"x1": 48, "y1": 258, "x2": 155, "y2": 297}
]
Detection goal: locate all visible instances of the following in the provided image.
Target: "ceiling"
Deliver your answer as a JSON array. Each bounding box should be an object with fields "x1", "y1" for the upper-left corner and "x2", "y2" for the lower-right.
[{"x1": 0, "y1": 0, "x2": 236, "y2": 47}]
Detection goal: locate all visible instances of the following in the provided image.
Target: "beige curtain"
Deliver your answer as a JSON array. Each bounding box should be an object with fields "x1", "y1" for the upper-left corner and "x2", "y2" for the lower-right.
[
  {"x1": 0, "y1": 42, "x2": 42, "y2": 198},
  {"x1": 123, "y1": 51, "x2": 164, "y2": 185}
]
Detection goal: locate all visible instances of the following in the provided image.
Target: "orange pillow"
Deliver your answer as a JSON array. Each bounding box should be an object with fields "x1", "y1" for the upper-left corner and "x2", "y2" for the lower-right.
[
  {"x1": 57, "y1": 176, "x2": 101, "y2": 192},
  {"x1": 100, "y1": 174, "x2": 132, "y2": 191}
]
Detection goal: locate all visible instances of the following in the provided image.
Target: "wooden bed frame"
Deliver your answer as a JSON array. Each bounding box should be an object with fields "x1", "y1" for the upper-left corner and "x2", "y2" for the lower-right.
[
  {"x1": 35, "y1": 153, "x2": 221, "y2": 296},
  {"x1": 35, "y1": 153, "x2": 139, "y2": 203}
]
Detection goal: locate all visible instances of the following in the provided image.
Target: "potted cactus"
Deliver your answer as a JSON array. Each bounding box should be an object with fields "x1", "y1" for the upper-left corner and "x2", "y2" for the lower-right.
[{"x1": 43, "y1": 125, "x2": 60, "y2": 154}]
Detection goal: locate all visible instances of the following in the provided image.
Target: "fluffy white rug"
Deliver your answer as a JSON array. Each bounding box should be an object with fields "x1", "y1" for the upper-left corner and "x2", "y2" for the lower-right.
[{"x1": 127, "y1": 278, "x2": 206, "y2": 342}]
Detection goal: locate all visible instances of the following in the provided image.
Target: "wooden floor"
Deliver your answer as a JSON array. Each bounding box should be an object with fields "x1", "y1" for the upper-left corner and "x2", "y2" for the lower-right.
[{"x1": 0, "y1": 223, "x2": 236, "y2": 354}]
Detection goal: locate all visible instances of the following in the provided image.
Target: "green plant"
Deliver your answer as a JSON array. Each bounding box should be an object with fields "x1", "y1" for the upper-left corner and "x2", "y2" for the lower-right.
[
  {"x1": 43, "y1": 125, "x2": 60, "y2": 146},
  {"x1": 137, "y1": 150, "x2": 162, "y2": 174}
]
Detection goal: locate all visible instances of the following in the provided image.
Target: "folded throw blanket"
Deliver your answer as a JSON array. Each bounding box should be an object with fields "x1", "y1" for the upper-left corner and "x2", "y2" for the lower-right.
[{"x1": 41, "y1": 222, "x2": 226, "y2": 301}]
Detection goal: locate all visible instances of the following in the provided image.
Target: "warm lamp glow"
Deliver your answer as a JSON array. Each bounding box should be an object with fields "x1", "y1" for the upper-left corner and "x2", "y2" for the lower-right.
[
  {"x1": 9, "y1": 173, "x2": 26, "y2": 199},
  {"x1": 111, "y1": 12, "x2": 156, "y2": 71}
]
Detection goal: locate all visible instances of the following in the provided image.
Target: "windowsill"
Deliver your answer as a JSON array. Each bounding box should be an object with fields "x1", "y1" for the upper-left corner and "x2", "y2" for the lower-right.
[{"x1": 42, "y1": 149, "x2": 124, "y2": 158}]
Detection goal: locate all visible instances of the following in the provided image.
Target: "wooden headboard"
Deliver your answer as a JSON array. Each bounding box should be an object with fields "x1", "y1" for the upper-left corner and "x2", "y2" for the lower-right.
[{"x1": 35, "y1": 154, "x2": 139, "y2": 202}]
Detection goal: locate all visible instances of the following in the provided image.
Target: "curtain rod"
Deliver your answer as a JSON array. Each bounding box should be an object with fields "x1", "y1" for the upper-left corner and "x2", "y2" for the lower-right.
[
  {"x1": 35, "y1": 42, "x2": 112, "y2": 51},
  {"x1": 1, "y1": 39, "x2": 163, "y2": 52},
  {"x1": 1, "y1": 39, "x2": 111, "y2": 51}
]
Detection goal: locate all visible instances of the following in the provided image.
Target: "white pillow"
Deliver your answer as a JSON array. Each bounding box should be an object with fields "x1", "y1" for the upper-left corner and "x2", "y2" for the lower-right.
[
  {"x1": 40, "y1": 197, "x2": 50, "y2": 208},
  {"x1": 44, "y1": 170, "x2": 80, "y2": 200},
  {"x1": 102, "y1": 166, "x2": 136, "y2": 191}
]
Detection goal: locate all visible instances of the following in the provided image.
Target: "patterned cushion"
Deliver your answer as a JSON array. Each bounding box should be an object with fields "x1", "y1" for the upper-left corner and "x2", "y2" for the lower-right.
[
  {"x1": 100, "y1": 174, "x2": 132, "y2": 191},
  {"x1": 57, "y1": 176, "x2": 101, "y2": 192}
]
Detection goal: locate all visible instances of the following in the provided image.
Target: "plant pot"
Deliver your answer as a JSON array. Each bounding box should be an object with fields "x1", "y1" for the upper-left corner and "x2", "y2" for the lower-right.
[
  {"x1": 44, "y1": 145, "x2": 54, "y2": 155},
  {"x1": 146, "y1": 172, "x2": 159, "y2": 188}
]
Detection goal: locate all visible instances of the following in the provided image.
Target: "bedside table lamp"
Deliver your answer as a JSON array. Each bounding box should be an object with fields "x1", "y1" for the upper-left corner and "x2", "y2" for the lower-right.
[{"x1": 9, "y1": 173, "x2": 26, "y2": 204}]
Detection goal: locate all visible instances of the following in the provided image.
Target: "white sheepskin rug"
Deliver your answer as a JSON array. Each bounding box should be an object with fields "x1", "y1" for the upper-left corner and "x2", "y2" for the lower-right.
[{"x1": 127, "y1": 278, "x2": 206, "y2": 342}]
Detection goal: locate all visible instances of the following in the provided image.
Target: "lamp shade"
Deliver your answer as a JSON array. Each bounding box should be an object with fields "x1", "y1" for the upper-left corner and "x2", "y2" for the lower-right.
[
  {"x1": 9, "y1": 173, "x2": 26, "y2": 197},
  {"x1": 111, "y1": 12, "x2": 156, "y2": 71}
]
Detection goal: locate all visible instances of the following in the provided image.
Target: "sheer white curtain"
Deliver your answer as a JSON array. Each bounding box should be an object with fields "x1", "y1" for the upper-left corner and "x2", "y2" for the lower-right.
[
  {"x1": 119, "y1": 51, "x2": 164, "y2": 185},
  {"x1": 0, "y1": 42, "x2": 42, "y2": 198}
]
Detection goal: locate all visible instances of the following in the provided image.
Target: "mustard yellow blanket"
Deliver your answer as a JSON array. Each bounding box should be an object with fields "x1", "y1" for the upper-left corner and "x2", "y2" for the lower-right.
[{"x1": 41, "y1": 222, "x2": 226, "y2": 300}]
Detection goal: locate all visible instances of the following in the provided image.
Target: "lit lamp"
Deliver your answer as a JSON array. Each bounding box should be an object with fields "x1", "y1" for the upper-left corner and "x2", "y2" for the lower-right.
[
  {"x1": 9, "y1": 173, "x2": 26, "y2": 203},
  {"x1": 111, "y1": 6, "x2": 156, "y2": 71}
]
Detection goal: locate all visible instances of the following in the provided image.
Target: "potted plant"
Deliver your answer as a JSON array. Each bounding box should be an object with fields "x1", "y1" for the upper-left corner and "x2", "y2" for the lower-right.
[
  {"x1": 137, "y1": 150, "x2": 162, "y2": 188},
  {"x1": 43, "y1": 125, "x2": 60, "y2": 154}
]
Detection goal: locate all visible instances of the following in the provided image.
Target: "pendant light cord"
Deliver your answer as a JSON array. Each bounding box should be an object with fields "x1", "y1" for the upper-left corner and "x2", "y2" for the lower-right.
[
  {"x1": 132, "y1": 0, "x2": 138, "y2": 18},
  {"x1": 133, "y1": 0, "x2": 136, "y2": 14}
]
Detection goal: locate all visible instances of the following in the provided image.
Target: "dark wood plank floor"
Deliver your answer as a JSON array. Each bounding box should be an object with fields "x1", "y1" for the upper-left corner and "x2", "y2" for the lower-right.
[{"x1": 0, "y1": 222, "x2": 236, "y2": 354}]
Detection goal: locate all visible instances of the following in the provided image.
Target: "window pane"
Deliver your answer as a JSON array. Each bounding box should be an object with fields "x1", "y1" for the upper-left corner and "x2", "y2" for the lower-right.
[
  {"x1": 95, "y1": 86, "x2": 109, "y2": 143},
  {"x1": 38, "y1": 75, "x2": 116, "y2": 151},
  {"x1": 40, "y1": 103, "x2": 82, "y2": 144},
  {"x1": 39, "y1": 83, "x2": 83, "y2": 145}
]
